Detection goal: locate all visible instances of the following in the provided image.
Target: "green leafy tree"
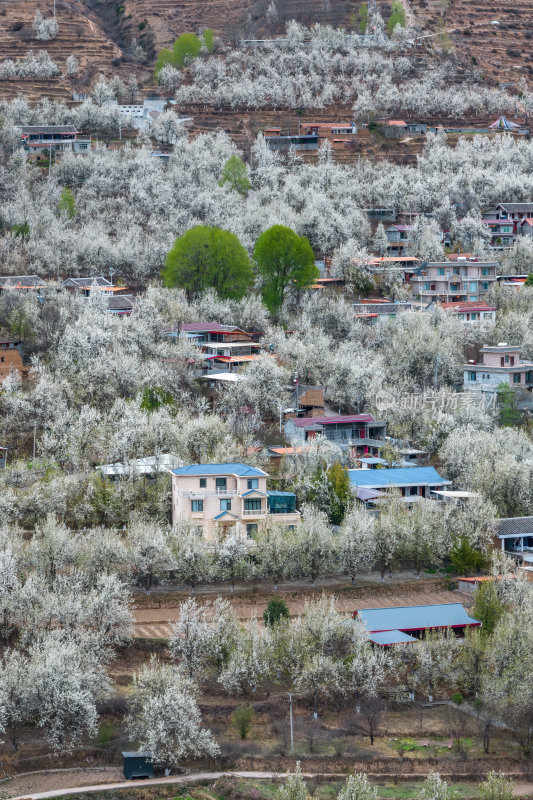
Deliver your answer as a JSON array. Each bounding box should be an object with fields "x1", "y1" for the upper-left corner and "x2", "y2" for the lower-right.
[
  {"x1": 358, "y1": 2, "x2": 369, "y2": 33},
  {"x1": 253, "y1": 225, "x2": 318, "y2": 316},
  {"x1": 387, "y1": 0, "x2": 406, "y2": 35},
  {"x1": 496, "y1": 382, "x2": 521, "y2": 427},
  {"x1": 202, "y1": 28, "x2": 215, "y2": 52},
  {"x1": 173, "y1": 33, "x2": 202, "y2": 67},
  {"x1": 450, "y1": 537, "x2": 488, "y2": 576},
  {"x1": 263, "y1": 598, "x2": 289, "y2": 627},
  {"x1": 327, "y1": 462, "x2": 352, "y2": 525},
  {"x1": 472, "y1": 581, "x2": 504, "y2": 637},
  {"x1": 10, "y1": 221, "x2": 29, "y2": 239},
  {"x1": 162, "y1": 225, "x2": 253, "y2": 300},
  {"x1": 154, "y1": 47, "x2": 173, "y2": 78},
  {"x1": 58, "y1": 187, "x2": 76, "y2": 219},
  {"x1": 232, "y1": 703, "x2": 254, "y2": 739},
  {"x1": 219, "y1": 155, "x2": 251, "y2": 196},
  {"x1": 140, "y1": 386, "x2": 175, "y2": 413},
  {"x1": 525, "y1": 273, "x2": 533, "y2": 287}
]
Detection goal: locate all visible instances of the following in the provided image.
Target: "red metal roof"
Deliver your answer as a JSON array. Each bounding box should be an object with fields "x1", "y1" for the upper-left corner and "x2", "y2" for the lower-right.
[{"x1": 288, "y1": 414, "x2": 374, "y2": 427}]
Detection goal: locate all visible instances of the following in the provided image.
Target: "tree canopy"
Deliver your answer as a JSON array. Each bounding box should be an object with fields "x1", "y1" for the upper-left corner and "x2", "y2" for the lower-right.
[
  {"x1": 253, "y1": 225, "x2": 318, "y2": 315},
  {"x1": 219, "y1": 155, "x2": 251, "y2": 196},
  {"x1": 162, "y1": 225, "x2": 253, "y2": 300}
]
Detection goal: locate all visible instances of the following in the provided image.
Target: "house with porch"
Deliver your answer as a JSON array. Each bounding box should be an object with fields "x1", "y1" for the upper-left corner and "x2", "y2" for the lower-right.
[
  {"x1": 19, "y1": 125, "x2": 91, "y2": 154},
  {"x1": 284, "y1": 414, "x2": 387, "y2": 458},
  {"x1": 175, "y1": 322, "x2": 261, "y2": 345},
  {"x1": 348, "y1": 466, "x2": 451, "y2": 508},
  {"x1": 410, "y1": 259, "x2": 497, "y2": 304},
  {"x1": 464, "y1": 343, "x2": 533, "y2": 395},
  {"x1": 496, "y1": 517, "x2": 533, "y2": 567},
  {"x1": 171, "y1": 462, "x2": 300, "y2": 540}
]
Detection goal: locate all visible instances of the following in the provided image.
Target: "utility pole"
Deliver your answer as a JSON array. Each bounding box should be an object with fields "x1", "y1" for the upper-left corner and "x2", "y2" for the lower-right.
[
  {"x1": 288, "y1": 693, "x2": 294, "y2": 755},
  {"x1": 33, "y1": 424, "x2": 37, "y2": 460},
  {"x1": 278, "y1": 400, "x2": 283, "y2": 435},
  {"x1": 53, "y1": 0, "x2": 56, "y2": 17}
]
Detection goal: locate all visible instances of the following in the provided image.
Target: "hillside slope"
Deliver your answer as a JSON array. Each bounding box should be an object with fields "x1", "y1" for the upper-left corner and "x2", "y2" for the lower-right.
[{"x1": 0, "y1": 0, "x2": 529, "y2": 100}]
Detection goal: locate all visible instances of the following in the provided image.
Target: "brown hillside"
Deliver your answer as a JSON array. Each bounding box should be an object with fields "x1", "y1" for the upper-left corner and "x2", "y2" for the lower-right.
[{"x1": 410, "y1": 0, "x2": 532, "y2": 85}]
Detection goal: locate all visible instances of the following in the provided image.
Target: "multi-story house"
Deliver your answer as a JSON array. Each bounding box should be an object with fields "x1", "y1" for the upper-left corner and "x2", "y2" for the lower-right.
[
  {"x1": 284, "y1": 414, "x2": 387, "y2": 458},
  {"x1": 464, "y1": 343, "x2": 533, "y2": 394},
  {"x1": 480, "y1": 216, "x2": 515, "y2": 248},
  {"x1": 177, "y1": 322, "x2": 261, "y2": 345},
  {"x1": 410, "y1": 258, "x2": 497, "y2": 304},
  {"x1": 171, "y1": 462, "x2": 300, "y2": 540},
  {"x1": 494, "y1": 203, "x2": 533, "y2": 224},
  {"x1": 385, "y1": 225, "x2": 412, "y2": 253}
]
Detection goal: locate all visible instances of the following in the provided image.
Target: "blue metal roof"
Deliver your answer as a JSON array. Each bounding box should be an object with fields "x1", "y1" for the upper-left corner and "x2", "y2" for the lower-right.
[
  {"x1": 213, "y1": 510, "x2": 239, "y2": 521},
  {"x1": 348, "y1": 466, "x2": 450, "y2": 489},
  {"x1": 357, "y1": 604, "x2": 480, "y2": 633},
  {"x1": 267, "y1": 490, "x2": 296, "y2": 497},
  {"x1": 369, "y1": 630, "x2": 418, "y2": 645},
  {"x1": 172, "y1": 463, "x2": 267, "y2": 477}
]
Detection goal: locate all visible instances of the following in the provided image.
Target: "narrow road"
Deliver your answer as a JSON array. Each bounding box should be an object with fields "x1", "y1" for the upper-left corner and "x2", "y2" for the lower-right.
[{"x1": 9, "y1": 771, "x2": 533, "y2": 800}]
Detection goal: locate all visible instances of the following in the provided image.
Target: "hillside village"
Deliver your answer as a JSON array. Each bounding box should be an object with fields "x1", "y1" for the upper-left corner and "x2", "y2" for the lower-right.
[{"x1": 0, "y1": 1, "x2": 533, "y2": 799}]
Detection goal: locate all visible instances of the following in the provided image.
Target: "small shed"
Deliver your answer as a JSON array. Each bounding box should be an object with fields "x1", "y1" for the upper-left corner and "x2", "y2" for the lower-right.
[{"x1": 122, "y1": 751, "x2": 153, "y2": 780}]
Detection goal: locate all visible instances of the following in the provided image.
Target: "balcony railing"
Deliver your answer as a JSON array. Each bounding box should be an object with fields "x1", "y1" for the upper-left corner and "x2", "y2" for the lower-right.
[
  {"x1": 179, "y1": 489, "x2": 238, "y2": 498},
  {"x1": 243, "y1": 508, "x2": 266, "y2": 515}
]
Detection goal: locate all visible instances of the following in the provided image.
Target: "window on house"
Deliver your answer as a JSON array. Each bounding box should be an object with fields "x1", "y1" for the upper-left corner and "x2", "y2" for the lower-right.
[
  {"x1": 470, "y1": 313, "x2": 477, "y2": 320},
  {"x1": 216, "y1": 477, "x2": 227, "y2": 490},
  {"x1": 526, "y1": 371, "x2": 533, "y2": 382},
  {"x1": 513, "y1": 373, "x2": 521, "y2": 383},
  {"x1": 246, "y1": 523, "x2": 258, "y2": 539},
  {"x1": 481, "y1": 268, "x2": 489, "y2": 276},
  {"x1": 247, "y1": 478, "x2": 258, "y2": 490},
  {"x1": 510, "y1": 356, "x2": 515, "y2": 366},
  {"x1": 469, "y1": 371, "x2": 477, "y2": 381},
  {"x1": 505, "y1": 355, "x2": 509, "y2": 363},
  {"x1": 199, "y1": 478, "x2": 206, "y2": 488},
  {"x1": 453, "y1": 268, "x2": 460, "y2": 276},
  {"x1": 409, "y1": 487, "x2": 418, "y2": 496},
  {"x1": 469, "y1": 282, "x2": 477, "y2": 292},
  {"x1": 438, "y1": 268, "x2": 445, "y2": 276},
  {"x1": 220, "y1": 499, "x2": 231, "y2": 511},
  {"x1": 481, "y1": 282, "x2": 489, "y2": 291},
  {"x1": 191, "y1": 500, "x2": 203, "y2": 512},
  {"x1": 244, "y1": 499, "x2": 262, "y2": 511},
  {"x1": 423, "y1": 283, "x2": 430, "y2": 291}
]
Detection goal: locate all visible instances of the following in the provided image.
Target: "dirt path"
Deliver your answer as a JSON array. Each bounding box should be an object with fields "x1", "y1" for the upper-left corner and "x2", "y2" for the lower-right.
[
  {"x1": 8, "y1": 771, "x2": 533, "y2": 800},
  {"x1": 134, "y1": 589, "x2": 470, "y2": 639}
]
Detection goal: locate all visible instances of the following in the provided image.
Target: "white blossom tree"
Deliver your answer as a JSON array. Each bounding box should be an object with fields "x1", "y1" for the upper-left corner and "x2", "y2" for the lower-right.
[{"x1": 127, "y1": 657, "x2": 219, "y2": 774}]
